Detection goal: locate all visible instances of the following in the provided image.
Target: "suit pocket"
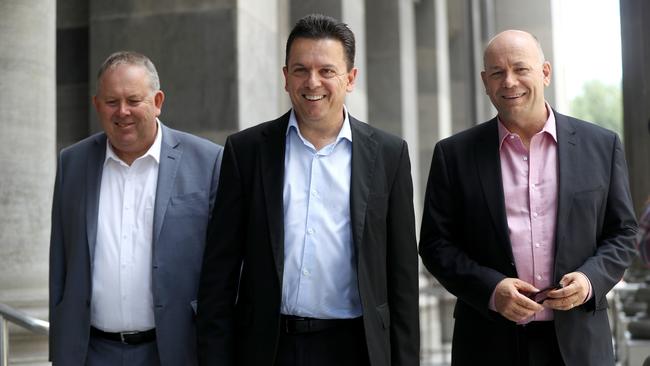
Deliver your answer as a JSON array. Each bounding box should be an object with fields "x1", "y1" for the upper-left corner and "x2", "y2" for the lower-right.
[{"x1": 376, "y1": 302, "x2": 390, "y2": 330}]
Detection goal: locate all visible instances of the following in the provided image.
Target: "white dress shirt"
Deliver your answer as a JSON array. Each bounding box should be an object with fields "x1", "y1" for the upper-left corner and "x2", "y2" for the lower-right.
[
  {"x1": 280, "y1": 107, "x2": 362, "y2": 319},
  {"x1": 91, "y1": 120, "x2": 162, "y2": 332}
]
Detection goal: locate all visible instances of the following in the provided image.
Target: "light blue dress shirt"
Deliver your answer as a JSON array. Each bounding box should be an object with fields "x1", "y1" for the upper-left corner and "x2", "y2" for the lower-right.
[{"x1": 280, "y1": 108, "x2": 362, "y2": 319}]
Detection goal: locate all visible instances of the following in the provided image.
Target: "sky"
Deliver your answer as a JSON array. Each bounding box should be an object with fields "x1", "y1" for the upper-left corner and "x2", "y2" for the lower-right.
[{"x1": 552, "y1": 0, "x2": 622, "y2": 104}]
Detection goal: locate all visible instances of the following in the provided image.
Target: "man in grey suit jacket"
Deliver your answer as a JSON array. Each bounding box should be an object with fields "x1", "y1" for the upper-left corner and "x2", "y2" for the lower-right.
[
  {"x1": 419, "y1": 30, "x2": 637, "y2": 365},
  {"x1": 49, "y1": 51, "x2": 223, "y2": 365}
]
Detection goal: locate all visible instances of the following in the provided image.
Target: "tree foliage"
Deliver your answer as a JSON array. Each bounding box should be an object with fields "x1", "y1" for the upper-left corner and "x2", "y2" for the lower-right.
[{"x1": 569, "y1": 80, "x2": 622, "y2": 138}]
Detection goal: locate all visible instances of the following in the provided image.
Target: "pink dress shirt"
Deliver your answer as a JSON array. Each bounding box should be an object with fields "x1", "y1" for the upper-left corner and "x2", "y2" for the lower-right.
[{"x1": 497, "y1": 108, "x2": 558, "y2": 321}]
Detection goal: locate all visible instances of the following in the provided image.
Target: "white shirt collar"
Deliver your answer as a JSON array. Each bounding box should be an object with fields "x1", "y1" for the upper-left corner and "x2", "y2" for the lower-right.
[{"x1": 286, "y1": 105, "x2": 353, "y2": 143}]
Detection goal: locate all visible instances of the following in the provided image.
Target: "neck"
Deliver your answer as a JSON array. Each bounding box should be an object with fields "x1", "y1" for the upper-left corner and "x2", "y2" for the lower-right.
[{"x1": 296, "y1": 111, "x2": 345, "y2": 151}]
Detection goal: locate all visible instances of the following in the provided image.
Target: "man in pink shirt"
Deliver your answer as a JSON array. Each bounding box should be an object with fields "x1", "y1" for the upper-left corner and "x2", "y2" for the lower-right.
[{"x1": 419, "y1": 30, "x2": 638, "y2": 366}]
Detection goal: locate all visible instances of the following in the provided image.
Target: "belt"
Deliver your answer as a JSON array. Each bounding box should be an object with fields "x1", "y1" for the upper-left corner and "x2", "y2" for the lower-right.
[
  {"x1": 90, "y1": 326, "x2": 156, "y2": 345},
  {"x1": 280, "y1": 315, "x2": 362, "y2": 334}
]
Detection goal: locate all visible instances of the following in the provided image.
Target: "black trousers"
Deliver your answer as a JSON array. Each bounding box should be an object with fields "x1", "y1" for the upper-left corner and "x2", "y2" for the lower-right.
[
  {"x1": 516, "y1": 321, "x2": 565, "y2": 366},
  {"x1": 274, "y1": 316, "x2": 371, "y2": 366}
]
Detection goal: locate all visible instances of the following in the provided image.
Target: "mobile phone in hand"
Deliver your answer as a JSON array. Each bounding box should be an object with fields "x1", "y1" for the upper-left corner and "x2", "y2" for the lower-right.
[{"x1": 528, "y1": 283, "x2": 563, "y2": 304}]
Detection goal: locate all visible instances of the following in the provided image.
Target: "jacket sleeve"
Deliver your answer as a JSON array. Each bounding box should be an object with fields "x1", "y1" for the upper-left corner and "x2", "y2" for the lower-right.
[
  {"x1": 196, "y1": 137, "x2": 244, "y2": 366},
  {"x1": 49, "y1": 152, "x2": 65, "y2": 362},
  {"x1": 386, "y1": 141, "x2": 420, "y2": 365}
]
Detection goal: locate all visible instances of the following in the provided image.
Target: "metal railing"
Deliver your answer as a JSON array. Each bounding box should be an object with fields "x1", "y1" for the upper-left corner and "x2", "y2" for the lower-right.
[{"x1": 0, "y1": 303, "x2": 49, "y2": 366}]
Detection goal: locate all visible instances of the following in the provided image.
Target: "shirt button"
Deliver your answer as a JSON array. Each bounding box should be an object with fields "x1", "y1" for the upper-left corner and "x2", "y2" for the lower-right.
[
  {"x1": 536, "y1": 275, "x2": 542, "y2": 280},
  {"x1": 302, "y1": 269, "x2": 309, "y2": 276},
  {"x1": 533, "y1": 212, "x2": 538, "y2": 218},
  {"x1": 307, "y1": 228, "x2": 314, "y2": 235},
  {"x1": 535, "y1": 243, "x2": 540, "y2": 248},
  {"x1": 523, "y1": 156, "x2": 528, "y2": 161}
]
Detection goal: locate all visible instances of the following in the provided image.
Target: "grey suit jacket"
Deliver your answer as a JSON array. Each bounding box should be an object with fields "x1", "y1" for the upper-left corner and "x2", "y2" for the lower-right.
[
  {"x1": 49, "y1": 124, "x2": 223, "y2": 365},
  {"x1": 419, "y1": 111, "x2": 638, "y2": 365}
]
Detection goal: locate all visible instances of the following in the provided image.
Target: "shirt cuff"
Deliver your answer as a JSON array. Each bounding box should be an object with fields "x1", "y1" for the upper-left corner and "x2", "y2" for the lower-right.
[
  {"x1": 576, "y1": 271, "x2": 593, "y2": 304},
  {"x1": 488, "y1": 288, "x2": 497, "y2": 311}
]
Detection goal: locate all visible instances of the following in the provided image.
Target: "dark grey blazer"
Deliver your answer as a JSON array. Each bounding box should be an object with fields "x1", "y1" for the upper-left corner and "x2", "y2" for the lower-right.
[
  {"x1": 419, "y1": 110, "x2": 638, "y2": 365},
  {"x1": 196, "y1": 111, "x2": 420, "y2": 366},
  {"x1": 49, "y1": 124, "x2": 223, "y2": 365}
]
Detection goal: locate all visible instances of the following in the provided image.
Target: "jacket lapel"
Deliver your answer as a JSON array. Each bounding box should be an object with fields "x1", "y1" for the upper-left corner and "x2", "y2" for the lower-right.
[
  {"x1": 86, "y1": 134, "x2": 107, "y2": 264},
  {"x1": 475, "y1": 119, "x2": 514, "y2": 262},
  {"x1": 260, "y1": 113, "x2": 290, "y2": 282},
  {"x1": 153, "y1": 125, "x2": 182, "y2": 247},
  {"x1": 554, "y1": 112, "x2": 577, "y2": 253},
  {"x1": 349, "y1": 117, "x2": 378, "y2": 252}
]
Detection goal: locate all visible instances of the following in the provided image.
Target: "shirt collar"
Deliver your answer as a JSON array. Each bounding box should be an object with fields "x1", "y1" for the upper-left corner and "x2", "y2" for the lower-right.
[
  {"x1": 497, "y1": 102, "x2": 557, "y2": 149},
  {"x1": 286, "y1": 105, "x2": 353, "y2": 145},
  {"x1": 104, "y1": 118, "x2": 163, "y2": 166}
]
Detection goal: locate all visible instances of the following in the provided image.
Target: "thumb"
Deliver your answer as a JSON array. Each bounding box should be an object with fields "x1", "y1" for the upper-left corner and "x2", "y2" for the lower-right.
[{"x1": 513, "y1": 279, "x2": 539, "y2": 293}]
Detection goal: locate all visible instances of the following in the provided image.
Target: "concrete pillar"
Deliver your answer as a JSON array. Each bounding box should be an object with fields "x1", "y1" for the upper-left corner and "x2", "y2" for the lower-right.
[
  {"x1": 237, "y1": 0, "x2": 283, "y2": 129},
  {"x1": 620, "y1": 0, "x2": 650, "y2": 214},
  {"x1": 89, "y1": 0, "x2": 238, "y2": 144},
  {"x1": 0, "y1": 0, "x2": 56, "y2": 361},
  {"x1": 366, "y1": 0, "x2": 420, "y2": 215},
  {"x1": 288, "y1": 0, "x2": 368, "y2": 122},
  {"x1": 57, "y1": 0, "x2": 90, "y2": 151}
]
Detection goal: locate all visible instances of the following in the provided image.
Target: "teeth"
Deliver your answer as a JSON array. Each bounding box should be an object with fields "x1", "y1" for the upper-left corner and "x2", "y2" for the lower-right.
[
  {"x1": 304, "y1": 95, "x2": 324, "y2": 101},
  {"x1": 503, "y1": 93, "x2": 524, "y2": 99}
]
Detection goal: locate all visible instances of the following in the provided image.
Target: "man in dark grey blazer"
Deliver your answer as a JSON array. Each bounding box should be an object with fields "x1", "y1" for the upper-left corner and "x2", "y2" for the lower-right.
[
  {"x1": 49, "y1": 51, "x2": 223, "y2": 365},
  {"x1": 419, "y1": 30, "x2": 638, "y2": 365},
  {"x1": 197, "y1": 14, "x2": 419, "y2": 366}
]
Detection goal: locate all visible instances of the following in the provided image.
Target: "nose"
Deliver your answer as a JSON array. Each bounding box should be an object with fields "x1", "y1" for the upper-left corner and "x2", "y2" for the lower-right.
[
  {"x1": 305, "y1": 70, "x2": 322, "y2": 89},
  {"x1": 117, "y1": 101, "x2": 131, "y2": 117},
  {"x1": 502, "y1": 71, "x2": 516, "y2": 88}
]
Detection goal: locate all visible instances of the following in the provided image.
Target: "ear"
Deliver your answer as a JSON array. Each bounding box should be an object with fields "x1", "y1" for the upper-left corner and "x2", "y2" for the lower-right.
[
  {"x1": 345, "y1": 67, "x2": 358, "y2": 93},
  {"x1": 542, "y1": 61, "x2": 552, "y2": 87},
  {"x1": 92, "y1": 95, "x2": 99, "y2": 112},
  {"x1": 283, "y1": 66, "x2": 289, "y2": 92},
  {"x1": 153, "y1": 90, "x2": 165, "y2": 116},
  {"x1": 480, "y1": 71, "x2": 488, "y2": 94}
]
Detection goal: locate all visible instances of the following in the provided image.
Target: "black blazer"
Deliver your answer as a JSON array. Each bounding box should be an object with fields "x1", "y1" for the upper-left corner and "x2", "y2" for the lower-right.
[
  {"x1": 419, "y1": 111, "x2": 638, "y2": 365},
  {"x1": 197, "y1": 111, "x2": 420, "y2": 366}
]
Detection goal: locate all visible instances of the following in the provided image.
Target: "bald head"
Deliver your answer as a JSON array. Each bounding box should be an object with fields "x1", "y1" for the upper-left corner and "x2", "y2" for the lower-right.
[
  {"x1": 483, "y1": 30, "x2": 545, "y2": 69},
  {"x1": 480, "y1": 29, "x2": 552, "y2": 132}
]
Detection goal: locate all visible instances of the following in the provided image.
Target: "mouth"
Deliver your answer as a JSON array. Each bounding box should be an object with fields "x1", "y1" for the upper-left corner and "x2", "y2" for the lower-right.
[
  {"x1": 113, "y1": 120, "x2": 135, "y2": 128},
  {"x1": 303, "y1": 94, "x2": 325, "y2": 101},
  {"x1": 501, "y1": 92, "x2": 526, "y2": 100}
]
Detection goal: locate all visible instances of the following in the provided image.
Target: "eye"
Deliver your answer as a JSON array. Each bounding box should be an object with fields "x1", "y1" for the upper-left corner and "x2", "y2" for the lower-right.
[
  {"x1": 515, "y1": 67, "x2": 529, "y2": 74},
  {"x1": 105, "y1": 100, "x2": 118, "y2": 106},
  {"x1": 490, "y1": 71, "x2": 503, "y2": 78},
  {"x1": 320, "y1": 69, "x2": 337, "y2": 78},
  {"x1": 291, "y1": 67, "x2": 308, "y2": 77},
  {"x1": 127, "y1": 99, "x2": 142, "y2": 106}
]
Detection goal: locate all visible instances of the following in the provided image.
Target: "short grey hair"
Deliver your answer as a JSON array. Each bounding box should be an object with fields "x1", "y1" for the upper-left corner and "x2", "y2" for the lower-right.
[{"x1": 96, "y1": 51, "x2": 160, "y2": 93}]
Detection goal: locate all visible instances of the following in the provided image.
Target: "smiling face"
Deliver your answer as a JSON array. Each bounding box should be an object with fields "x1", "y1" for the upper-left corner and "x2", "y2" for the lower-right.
[
  {"x1": 283, "y1": 37, "x2": 357, "y2": 129},
  {"x1": 481, "y1": 30, "x2": 551, "y2": 126},
  {"x1": 93, "y1": 63, "x2": 164, "y2": 164}
]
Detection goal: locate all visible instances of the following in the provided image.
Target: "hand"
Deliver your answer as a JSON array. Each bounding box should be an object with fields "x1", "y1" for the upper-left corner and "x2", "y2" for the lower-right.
[
  {"x1": 494, "y1": 278, "x2": 544, "y2": 322},
  {"x1": 543, "y1": 272, "x2": 590, "y2": 311}
]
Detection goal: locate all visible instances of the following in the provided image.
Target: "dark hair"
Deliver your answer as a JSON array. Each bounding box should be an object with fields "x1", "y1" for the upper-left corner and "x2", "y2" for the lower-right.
[{"x1": 285, "y1": 14, "x2": 355, "y2": 71}]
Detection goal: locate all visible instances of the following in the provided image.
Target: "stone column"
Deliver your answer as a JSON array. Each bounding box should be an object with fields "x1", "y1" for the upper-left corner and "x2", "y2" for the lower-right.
[
  {"x1": 620, "y1": 0, "x2": 650, "y2": 214},
  {"x1": 366, "y1": 0, "x2": 420, "y2": 214},
  {"x1": 0, "y1": 0, "x2": 56, "y2": 361},
  {"x1": 237, "y1": 0, "x2": 283, "y2": 129},
  {"x1": 89, "y1": 0, "x2": 238, "y2": 144}
]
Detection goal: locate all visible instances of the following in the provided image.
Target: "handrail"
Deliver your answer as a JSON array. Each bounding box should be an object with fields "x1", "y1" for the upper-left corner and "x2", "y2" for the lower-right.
[
  {"x1": 0, "y1": 303, "x2": 49, "y2": 336},
  {"x1": 0, "y1": 302, "x2": 49, "y2": 366}
]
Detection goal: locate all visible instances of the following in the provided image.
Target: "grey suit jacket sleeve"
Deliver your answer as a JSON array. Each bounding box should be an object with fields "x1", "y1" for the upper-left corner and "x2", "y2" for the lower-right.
[{"x1": 48, "y1": 153, "x2": 65, "y2": 361}]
